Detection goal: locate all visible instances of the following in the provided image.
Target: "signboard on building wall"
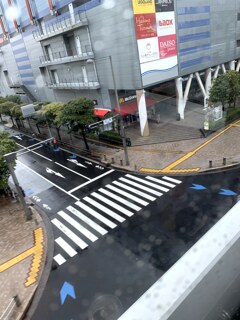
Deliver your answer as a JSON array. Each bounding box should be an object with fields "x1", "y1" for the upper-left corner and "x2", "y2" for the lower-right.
[{"x1": 132, "y1": 0, "x2": 178, "y2": 86}]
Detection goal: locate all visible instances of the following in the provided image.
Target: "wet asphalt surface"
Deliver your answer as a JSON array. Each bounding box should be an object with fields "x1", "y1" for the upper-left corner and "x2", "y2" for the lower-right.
[{"x1": 11, "y1": 134, "x2": 240, "y2": 320}]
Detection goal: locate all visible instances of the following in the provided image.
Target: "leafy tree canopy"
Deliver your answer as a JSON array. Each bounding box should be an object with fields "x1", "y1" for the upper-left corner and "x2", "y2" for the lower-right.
[
  {"x1": 40, "y1": 102, "x2": 65, "y2": 127},
  {"x1": 0, "y1": 101, "x2": 18, "y2": 116},
  {"x1": 56, "y1": 97, "x2": 96, "y2": 131},
  {"x1": 209, "y1": 71, "x2": 240, "y2": 108},
  {"x1": 10, "y1": 105, "x2": 23, "y2": 119},
  {"x1": 5, "y1": 95, "x2": 21, "y2": 105},
  {"x1": 0, "y1": 131, "x2": 18, "y2": 190}
]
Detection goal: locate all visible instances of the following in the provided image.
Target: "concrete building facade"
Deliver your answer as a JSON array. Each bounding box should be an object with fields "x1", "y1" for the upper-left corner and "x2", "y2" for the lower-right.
[{"x1": 0, "y1": 0, "x2": 239, "y2": 135}]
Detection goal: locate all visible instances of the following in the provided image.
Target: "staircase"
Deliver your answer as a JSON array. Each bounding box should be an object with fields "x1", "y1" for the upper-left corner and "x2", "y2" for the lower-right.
[
  {"x1": 20, "y1": 85, "x2": 37, "y2": 102},
  {"x1": 125, "y1": 122, "x2": 204, "y2": 146}
]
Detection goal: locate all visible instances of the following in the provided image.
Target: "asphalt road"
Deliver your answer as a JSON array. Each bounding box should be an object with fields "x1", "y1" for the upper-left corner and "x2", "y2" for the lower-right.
[{"x1": 11, "y1": 134, "x2": 240, "y2": 320}]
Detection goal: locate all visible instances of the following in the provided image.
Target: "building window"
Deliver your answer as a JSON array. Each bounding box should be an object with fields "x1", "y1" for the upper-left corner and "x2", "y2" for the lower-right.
[
  {"x1": 3, "y1": 70, "x2": 10, "y2": 85},
  {"x1": 50, "y1": 70, "x2": 59, "y2": 84},
  {"x1": 238, "y1": 13, "x2": 240, "y2": 20},
  {"x1": 237, "y1": 40, "x2": 240, "y2": 47}
]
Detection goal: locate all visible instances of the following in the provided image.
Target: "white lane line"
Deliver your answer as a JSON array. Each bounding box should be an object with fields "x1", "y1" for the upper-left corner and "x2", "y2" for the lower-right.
[
  {"x1": 75, "y1": 201, "x2": 117, "y2": 229},
  {"x1": 55, "y1": 162, "x2": 91, "y2": 180},
  {"x1": 68, "y1": 169, "x2": 115, "y2": 193},
  {"x1": 84, "y1": 196, "x2": 125, "y2": 223},
  {"x1": 52, "y1": 218, "x2": 88, "y2": 250},
  {"x1": 91, "y1": 192, "x2": 134, "y2": 217},
  {"x1": 57, "y1": 210, "x2": 98, "y2": 242},
  {"x1": 163, "y1": 176, "x2": 182, "y2": 184},
  {"x1": 99, "y1": 188, "x2": 142, "y2": 211},
  {"x1": 146, "y1": 176, "x2": 176, "y2": 188},
  {"x1": 17, "y1": 160, "x2": 79, "y2": 201},
  {"x1": 53, "y1": 254, "x2": 66, "y2": 265},
  {"x1": 16, "y1": 142, "x2": 53, "y2": 161},
  {"x1": 106, "y1": 184, "x2": 149, "y2": 206},
  {"x1": 112, "y1": 181, "x2": 156, "y2": 201},
  {"x1": 126, "y1": 174, "x2": 169, "y2": 192},
  {"x1": 67, "y1": 205, "x2": 107, "y2": 235},
  {"x1": 119, "y1": 177, "x2": 163, "y2": 197},
  {"x1": 55, "y1": 237, "x2": 77, "y2": 257}
]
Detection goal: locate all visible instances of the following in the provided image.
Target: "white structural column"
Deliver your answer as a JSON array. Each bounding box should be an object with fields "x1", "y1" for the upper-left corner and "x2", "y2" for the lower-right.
[
  {"x1": 175, "y1": 75, "x2": 193, "y2": 119},
  {"x1": 205, "y1": 68, "x2": 212, "y2": 98},
  {"x1": 136, "y1": 89, "x2": 149, "y2": 137},
  {"x1": 229, "y1": 60, "x2": 236, "y2": 70},
  {"x1": 236, "y1": 60, "x2": 240, "y2": 72}
]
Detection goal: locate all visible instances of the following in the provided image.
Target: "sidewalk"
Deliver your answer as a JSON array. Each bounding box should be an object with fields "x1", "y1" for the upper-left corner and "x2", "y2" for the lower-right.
[{"x1": 0, "y1": 198, "x2": 46, "y2": 320}]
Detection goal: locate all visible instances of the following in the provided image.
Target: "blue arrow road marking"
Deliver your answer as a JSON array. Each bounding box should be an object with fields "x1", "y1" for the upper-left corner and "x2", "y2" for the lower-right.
[
  {"x1": 190, "y1": 184, "x2": 207, "y2": 190},
  {"x1": 60, "y1": 282, "x2": 76, "y2": 305},
  {"x1": 69, "y1": 154, "x2": 77, "y2": 159},
  {"x1": 218, "y1": 189, "x2": 237, "y2": 196}
]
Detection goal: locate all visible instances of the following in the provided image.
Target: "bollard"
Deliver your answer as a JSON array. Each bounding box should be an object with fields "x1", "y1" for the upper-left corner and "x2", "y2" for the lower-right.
[
  {"x1": 120, "y1": 159, "x2": 123, "y2": 166},
  {"x1": 209, "y1": 160, "x2": 212, "y2": 168},
  {"x1": 134, "y1": 164, "x2": 137, "y2": 171},
  {"x1": 111, "y1": 158, "x2": 115, "y2": 164},
  {"x1": 223, "y1": 157, "x2": 226, "y2": 165},
  {"x1": 13, "y1": 295, "x2": 21, "y2": 307},
  {"x1": 104, "y1": 154, "x2": 107, "y2": 161}
]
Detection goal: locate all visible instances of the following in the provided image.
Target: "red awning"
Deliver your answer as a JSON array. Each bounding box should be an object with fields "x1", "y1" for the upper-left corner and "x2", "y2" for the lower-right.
[
  {"x1": 114, "y1": 96, "x2": 156, "y2": 116},
  {"x1": 94, "y1": 108, "x2": 110, "y2": 117}
]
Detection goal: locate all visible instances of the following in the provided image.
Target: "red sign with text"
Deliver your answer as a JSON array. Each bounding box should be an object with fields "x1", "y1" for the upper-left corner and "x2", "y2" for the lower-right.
[
  {"x1": 158, "y1": 34, "x2": 177, "y2": 59},
  {"x1": 135, "y1": 13, "x2": 157, "y2": 39}
]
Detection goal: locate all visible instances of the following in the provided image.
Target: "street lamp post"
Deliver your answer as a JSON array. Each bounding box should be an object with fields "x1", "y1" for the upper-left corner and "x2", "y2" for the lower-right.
[
  {"x1": 4, "y1": 153, "x2": 32, "y2": 221},
  {"x1": 87, "y1": 56, "x2": 130, "y2": 166}
]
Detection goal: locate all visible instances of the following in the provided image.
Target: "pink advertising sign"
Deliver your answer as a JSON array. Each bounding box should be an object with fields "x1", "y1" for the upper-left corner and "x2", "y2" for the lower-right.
[{"x1": 158, "y1": 34, "x2": 177, "y2": 59}]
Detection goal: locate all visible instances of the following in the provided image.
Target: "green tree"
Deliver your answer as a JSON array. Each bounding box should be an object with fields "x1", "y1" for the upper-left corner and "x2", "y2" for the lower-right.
[
  {"x1": 40, "y1": 102, "x2": 65, "y2": 141},
  {"x1": 209, "y1": 74, "x2": 230, "y2": 110},
  {"x1": 225, "y1": 71, "x2": 240, "y2": 108},
  {"x1": 56, "y1": 97, "x2": 96, "y2": 150},
  {"x1": 0, "y1": 131, "x2": 18, "y2": 190},
  {"x1": 0, "y1": 101, "x2": 18, "y2": 127},
  {"x1": 6, "y1": 95, "x2": 21, "y2": 105},
  {"x1": 209, "y1": 71, "x2": 240, "y2": 109}
]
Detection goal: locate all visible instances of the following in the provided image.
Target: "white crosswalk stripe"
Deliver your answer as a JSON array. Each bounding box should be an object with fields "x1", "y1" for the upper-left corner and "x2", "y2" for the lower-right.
[
  {"x1": 106, "y1": 184, "x2": 149, "y2": 206},
  {"x1": 112, "y1": 181, "x2": 156, "y2": 201},
  {"x1": 162, "y1": 176, "x2": 182, "y2": 184},
  {"x1": 126, "y1": 174, "x2": 169, "y2": 192},
  {"x1": 55, "y1": 237, "x2": 77, "y2": 257},
  {"x1": 51, "y1": 174, "x2": 182, "y2": 266},
  {"x1": 53, "y1": 254, "x2": 66, "y2": 265},
  {"x1": 84, "y1": 196, "x2": 125, "y2": 223},
  {"x1": 57, "y1": 210, "x2": 98, "y2": 242},
  {"x1": 76, "y1": 201, "x2": 117, "y2": 229},
  {"x1": 98, "y1": 188, "x2": 142, "y2": 211},
  {"x1": 91, "y1": 192, "x2": 134, "y2": 217},
  {"x1": 52, "y1": 218, "x2": 88, "y2": 249},
  {"x1": 146, "y1": 176, "x2": 176, "y2": 188},
  {"x1": 119, "y1": 177, "x2": 163, "y2": 197},
  {"x1": 67, "y1": 205, "x2": 107, "y2": 235}
]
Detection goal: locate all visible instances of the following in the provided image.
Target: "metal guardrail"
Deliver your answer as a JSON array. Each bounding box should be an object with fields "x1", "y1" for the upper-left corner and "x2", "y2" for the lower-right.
[
  {"x1": 46, "y1": 80, "x2": 100, "y2": 90},
  {"x1": 0, "y1": 296, "x2": 21, "y2": 320},
  {"x1": 39, "y1": 45, "x2": 93, "y2": 64},
  {"x1": 33, "y1": 10, "x2": 87, "y2": 40}
]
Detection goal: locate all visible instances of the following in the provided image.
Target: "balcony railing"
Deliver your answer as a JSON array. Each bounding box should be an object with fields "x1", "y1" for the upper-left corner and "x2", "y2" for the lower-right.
[
  {"x1": 33, "y1": 10, "x2": 88, "y2": 41},
  {"x1": 39, "y1": 46, "x2": 94, "y2": 65},
  {"x1": 46, "y1": 80, "x2": 100, "y2": 90}
]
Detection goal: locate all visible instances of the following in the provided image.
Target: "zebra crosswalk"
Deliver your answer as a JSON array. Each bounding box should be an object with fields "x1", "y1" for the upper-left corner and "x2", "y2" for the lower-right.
[{"x1": 51, "y1": 174, "x2": 182, "y2": 266}]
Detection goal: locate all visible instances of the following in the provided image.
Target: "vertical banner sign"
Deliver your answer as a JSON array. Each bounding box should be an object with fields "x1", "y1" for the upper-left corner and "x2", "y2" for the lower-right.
[{"x1": 132, "y1": 0, "x2": 178, "y2": 86}]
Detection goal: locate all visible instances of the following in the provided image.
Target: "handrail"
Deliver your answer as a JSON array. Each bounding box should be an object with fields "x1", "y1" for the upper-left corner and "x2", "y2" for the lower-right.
[
  {"x1": 33, "y1": 10, "x2": 87, "y2": 39},
  {"x1": 39, "y1": 45, "x2": 93, "y2": 64}
]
